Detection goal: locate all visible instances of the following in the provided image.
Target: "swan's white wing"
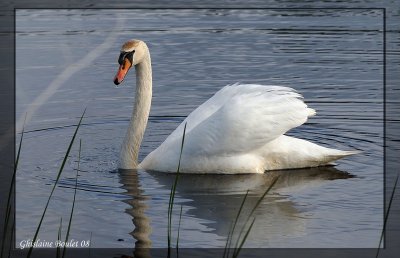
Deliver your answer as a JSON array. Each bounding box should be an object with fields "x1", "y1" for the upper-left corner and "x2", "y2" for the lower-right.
[
  {"x1": 157, "y1": 84, "x2": 314, "y2": 154},
  {"x1": 181, "y1": 84, "x2": 315, "y2": 155}
]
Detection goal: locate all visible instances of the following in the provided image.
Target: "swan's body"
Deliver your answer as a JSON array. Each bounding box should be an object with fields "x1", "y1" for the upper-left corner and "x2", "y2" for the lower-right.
[{"x1": 114, "y1": 39, "x2": 358, "y2": 174}]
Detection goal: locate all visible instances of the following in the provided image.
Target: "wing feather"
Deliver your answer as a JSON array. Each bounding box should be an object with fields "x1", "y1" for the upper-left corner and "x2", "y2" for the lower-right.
[{"x1": 181, "y1": 84, "x2": 315, "y2": 155}]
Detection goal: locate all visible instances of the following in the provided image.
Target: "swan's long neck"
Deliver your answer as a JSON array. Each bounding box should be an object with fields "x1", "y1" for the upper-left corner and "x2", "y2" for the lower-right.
[{"x1": 120, "y1": 50, "x2": 152, "y2": 169}]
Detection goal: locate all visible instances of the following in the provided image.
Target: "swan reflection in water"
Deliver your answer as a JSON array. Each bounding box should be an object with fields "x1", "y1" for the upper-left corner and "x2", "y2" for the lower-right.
[{"x1": 118, "y1": 166, "x2": 354, "y2": 256}]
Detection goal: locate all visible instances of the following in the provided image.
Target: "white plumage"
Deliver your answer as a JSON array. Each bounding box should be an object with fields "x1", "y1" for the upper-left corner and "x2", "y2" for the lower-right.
[{"x1": 140, "y1": 84, "x2": 356, "y2": 173}]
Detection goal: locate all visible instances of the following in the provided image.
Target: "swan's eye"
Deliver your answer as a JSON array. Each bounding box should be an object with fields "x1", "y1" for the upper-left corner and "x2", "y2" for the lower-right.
[
  {"x1": 126, "y1": 51, "x2": 134, "y2": 64},
  {"x1": 118, "y1": 50, "x2": 135, "y2": 65}
]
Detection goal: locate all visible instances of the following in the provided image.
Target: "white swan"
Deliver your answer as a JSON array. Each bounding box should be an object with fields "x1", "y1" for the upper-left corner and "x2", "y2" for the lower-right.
[{"x1": 114, "y1": 39, "x2": 358, "y2": 174}]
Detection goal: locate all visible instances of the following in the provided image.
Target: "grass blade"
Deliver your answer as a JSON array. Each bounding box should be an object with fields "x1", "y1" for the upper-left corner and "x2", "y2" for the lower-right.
[
  {"x1": 2, "y1": 191, "x2": 15, "y2": 258},
  {"x1": 7, "y1": 216, "x2": 15, "y2": 258},
  {"x1": 27, "y1": 109, "x2": 86, "y2": 258},
  {"x1": 176, "y1": 122, "x2": 187, "y2": 175},
  {"x1": 57, "y1": 218, "x2": 62, "y2": 258},
  {"x1": 176, "y1": 205, "x2": 183, "y2": 251},
  {"x1": 224, "y1": 190, "x2": 249, "y2": 258},
  {"x1": 14, "y1": 113, "x2": 27, "y2": 172},
  {"x1": 62, "y1": 139, "x2": 82, "y2": 258},
  {"x1": 223, "y1": 221, "x2": 234, "y2": 258},
  {"x1": 247, "y1": 176, "x2": 280, "y2": 219},
  {"x1": 376, "y1": 173, "x2": 399, "y2": 258},
  {"x1": 232, "y1": 217, "x2": 256, "y2": 258},
  {"x1": 167, "y1": 122, "x2": 187, "y2": 254},
  {"x1": 1, "y1": 114, "x2": 26, "y2": 258},
  {"x1": 233, "y1": 176, "x2": 280, "y2": 257}
]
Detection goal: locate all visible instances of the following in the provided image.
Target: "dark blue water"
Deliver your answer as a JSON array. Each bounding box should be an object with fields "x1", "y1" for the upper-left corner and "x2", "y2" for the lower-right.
[{"x1": 16, "y1": 9, "x2": 383, "y2": 248}]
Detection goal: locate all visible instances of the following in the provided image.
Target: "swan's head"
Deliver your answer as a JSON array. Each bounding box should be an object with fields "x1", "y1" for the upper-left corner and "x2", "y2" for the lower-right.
[{"x1": 113, "y1": 39, "x2": 148, "y2": 85}]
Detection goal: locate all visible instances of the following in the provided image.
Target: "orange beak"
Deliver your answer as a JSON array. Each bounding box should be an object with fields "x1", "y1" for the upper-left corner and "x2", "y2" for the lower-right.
[{"x1": 114, "y1": 58, "x2": 132, "y2": 85}]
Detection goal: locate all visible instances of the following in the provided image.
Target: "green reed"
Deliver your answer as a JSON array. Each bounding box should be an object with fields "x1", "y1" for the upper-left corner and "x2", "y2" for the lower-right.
[
  {"x1": 56, "y1": 218, "x2": 62, "y2": 258},
  {"x1": 376, "y1": 173, "x2": 399, "y2": 258},
  {"x1": 167, "y1": 122, "x2": 187, "y2": 257},
  {"x1": 176, "y1": 205, "x2": 183, "y2": 251},
  {"x1": 1, "y1": 115, "x2": 26, "y2": 258},
  {"x1": 223, "y1": 190, "x2": 249, "y2": 258},
  {"x1": 27, "y1": 109, "x2": 85, "y2": 258},
  {"x1": 224, "y1": 176, "x2": 280, "y2": 258},
  {"x1": 62, "y1": 139, "x2": 81, "y2": 258}
]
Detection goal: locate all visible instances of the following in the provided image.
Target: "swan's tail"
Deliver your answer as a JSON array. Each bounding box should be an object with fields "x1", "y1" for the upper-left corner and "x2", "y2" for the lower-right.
[
  {"x1": 265, "y1": 136, "x2": 360, "y2": 170},
  {"x1": 307, "y1": 108, "x2": 316, "y2": 117},
  {"x1": 324, "y1": 149, "x2": 361, "y2": 164}
]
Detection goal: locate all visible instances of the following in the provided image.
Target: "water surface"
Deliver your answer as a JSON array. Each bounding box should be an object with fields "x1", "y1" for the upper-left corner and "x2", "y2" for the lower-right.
[{"x1": 16, "y1": 9, "x2": 383, "y2": 248}]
